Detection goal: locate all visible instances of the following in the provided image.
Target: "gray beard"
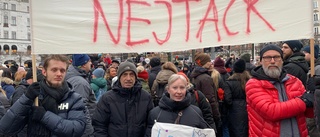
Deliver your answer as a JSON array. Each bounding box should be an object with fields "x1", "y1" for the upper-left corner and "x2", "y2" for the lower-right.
[{"x1": 263, "y1": 65, "x2": 282, "y2": 79}]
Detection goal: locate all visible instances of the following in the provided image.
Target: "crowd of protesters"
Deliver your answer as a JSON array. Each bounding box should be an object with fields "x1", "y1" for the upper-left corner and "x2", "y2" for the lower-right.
[{"x1": 0, "y1": 40, "x2": 319, "y2": 137}]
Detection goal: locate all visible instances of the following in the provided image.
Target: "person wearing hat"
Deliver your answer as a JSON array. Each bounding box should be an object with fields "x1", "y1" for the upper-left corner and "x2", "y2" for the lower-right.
[
  {"x1": 148, "y1": 57, "x2": 162, "y2": 91},
  {"x1": 240, "y1": 53, "x2": 256, "y2": 74},
  {"x1": 92, "y1": 61, "x2": 153, "y2": 137},
  {"x1": 282, "y1": 40, "x2": 309, "y2": 86},
  {"x1": 111, "y1": 59, "x2": 120, "y2": 68},
  {"x1": 190, "y1": 52, "x2": 222, "y2": 135},
  {"x1": 224, "y1": 59, "x2": 250, "y2": 137},
  {"x1": 90, "y1": 68, "x2": 107, "y2": 101},
  {"x1": 246, "y1": 44, "x2": 314, "y2": 137},
  {"x1": 137, "y1": 66, "x2": 150, "y2": 93},
  {"x1": 65, "y1": 54, "x2": 95, "y2": 136},
  {"x1": 303, "y1": 45, "x2": 320, "y2": 74}
]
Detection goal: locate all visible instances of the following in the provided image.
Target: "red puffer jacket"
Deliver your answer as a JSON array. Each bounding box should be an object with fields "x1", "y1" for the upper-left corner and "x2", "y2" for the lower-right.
[{"x1": 246, "y1": 75, "x2": 313, "y2": 137}]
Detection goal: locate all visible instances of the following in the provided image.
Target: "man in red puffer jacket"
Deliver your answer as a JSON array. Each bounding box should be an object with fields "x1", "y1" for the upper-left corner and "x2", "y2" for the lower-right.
[{"x1": 246, "y1": 44, "x2": 314, "y2": 137}]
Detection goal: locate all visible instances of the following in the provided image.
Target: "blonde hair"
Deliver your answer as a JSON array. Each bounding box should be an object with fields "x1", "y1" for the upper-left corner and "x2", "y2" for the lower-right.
[
  {"x1": 161, "y1": 62, "x2": 178, "y2": 73},
  {"x1": 166, "y1": 74, "x2": 187, "y2": 90},
  {"x1": 211, "y1": 68, "x2": 220, "y2": 90},
  {"x1": 105, "y1": 66, "x2": 117, "y2": 80},
  {"x1": 14, "y1": 71, "x2": 27, "y2": 82},
  {"x1": 136, "y1": 66, "x2": 145, "y2": 73}
]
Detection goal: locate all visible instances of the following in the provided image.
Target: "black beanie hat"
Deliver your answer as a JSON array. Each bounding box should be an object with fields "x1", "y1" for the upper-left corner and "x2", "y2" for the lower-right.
[
  {"x1": 260, "y1": 44, "x2": 283, "y2": 61},
  {"x1": 283, "y1": 40, "x2": 303, "y2": 53},
  {"x1": 233, "y1": 59, "x2": 246, "y2": 73},
  {"x1": 150, "y1": 57, "x2": 161, "y2": 67}
]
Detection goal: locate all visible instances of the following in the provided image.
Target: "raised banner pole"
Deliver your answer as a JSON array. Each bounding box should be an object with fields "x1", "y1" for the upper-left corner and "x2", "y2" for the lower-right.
[{"x1": 30, "y1": 0, "x2": 38, "y2": 106}]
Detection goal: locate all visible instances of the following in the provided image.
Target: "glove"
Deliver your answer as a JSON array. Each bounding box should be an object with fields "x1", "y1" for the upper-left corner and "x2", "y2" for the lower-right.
[
  {"x1": 307, "y1": 74, "x2": 316, "y2": 93},
  {"x1": 25, "y1": 82, "x2": 40, "y2": 100},
  {"x1": 31, "y1": 106, "x2": 46, "y2": 122},
  {"x1": 300, "y1": 91, "x2": 314, "y2": 108}
]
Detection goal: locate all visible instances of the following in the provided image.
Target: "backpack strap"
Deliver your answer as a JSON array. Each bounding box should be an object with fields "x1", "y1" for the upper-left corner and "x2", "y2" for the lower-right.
[{"x1": 194, "y1": 89, "x2": 200, "y2": 105}]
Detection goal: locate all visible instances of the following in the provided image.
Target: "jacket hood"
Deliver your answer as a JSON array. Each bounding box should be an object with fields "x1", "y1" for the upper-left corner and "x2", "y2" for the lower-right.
[
  {"x1": 65, "y1": 65, "x2": 88, "y2": 80},
  {"x1": 284, "y1": 52, "x2": 309, "y2": 73},
  {"x1": 251, "y1": 66, "x2": 288, "y2": 82},
  {"x1": 1, "y1": 77, "x2": 13, "y2": 85},
  {"x1": 190, "y1": 66, "x2": 209, "y2": 78},
  {"x1": 155, "y1": 69, "x2": 176, "y2": 84},
  {"x1": 159, "y1": 92, "x2": 191, "y2": 111},
  {"x1": 91, "y1": 77, "x2": 107, "y2": 88}
]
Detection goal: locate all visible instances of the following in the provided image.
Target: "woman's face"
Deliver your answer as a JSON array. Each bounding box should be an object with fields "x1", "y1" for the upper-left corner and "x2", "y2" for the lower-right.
[
  {"x1": 109, "y1": 68, "x2": 117, "y2": 77},
  {"x1": 167, "y1": 78, "x2": 187, "y2": 101}
]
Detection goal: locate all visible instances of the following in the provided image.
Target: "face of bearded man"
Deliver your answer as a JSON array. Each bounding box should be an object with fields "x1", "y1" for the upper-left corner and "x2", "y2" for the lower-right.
[
  {"x1": 262, "y1": 64, "x2": 282, "y2": 78},
  {"x1": 261, "y1": 50, "x2": 284, "y2": 79}
]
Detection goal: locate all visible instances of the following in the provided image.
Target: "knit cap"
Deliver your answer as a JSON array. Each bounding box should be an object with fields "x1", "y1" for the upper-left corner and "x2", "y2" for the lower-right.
[
  {"x1": 260, "y1": 44, "x2": 283, "y2": 61},
  {"x1": 213, "y1": 57, "x2": 225, "y2": 67},
  {"x1": 233, "y1": 59, "x2": 246, "y2": 73},
  {"x1": 283, "y1": 40, "x2": 303, "y2": 53},
  {"x1": 92, "y1": 68, "x2": 105, "y2": 78},
  {"x1": 150, "y1": 57, "x2": 161, "y2": 67},
  {"x1": 137, "y1": 66, "x2": 149, "y2": 80},
  {"x1": 303, "y1": 45, "x2": 319, "y2": 59},
  {"x1": 195, "y1": 53, "x2": 211, "y2": 66},
  {"x1": 117, "y1": 61, "x2": 137, "y2": 78},
  {"x1": 72, "y1": 54, "x2": 90, "y2": 66}
]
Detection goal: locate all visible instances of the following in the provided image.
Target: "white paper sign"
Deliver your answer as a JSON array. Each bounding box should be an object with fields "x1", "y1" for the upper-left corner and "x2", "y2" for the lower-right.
[
  {"x1": 151, "y1": 122, "x2": 216, "y2": 137},
  {"x1": 31, "y1": 0, "x2": 313, "y2": 54}
]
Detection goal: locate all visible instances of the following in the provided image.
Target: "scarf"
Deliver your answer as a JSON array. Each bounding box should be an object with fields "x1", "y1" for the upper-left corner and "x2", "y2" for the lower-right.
[{"x1": 27, "y1": 80, "x2": 69, "y2": 137}]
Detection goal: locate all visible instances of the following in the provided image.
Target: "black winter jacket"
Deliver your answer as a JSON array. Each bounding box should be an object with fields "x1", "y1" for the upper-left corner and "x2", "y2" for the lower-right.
[
  {"x1": 148, "y1": 65, "x2": 162, "y2": 91},
  {"x1": 190, "y1": 66, "x2": 221, "y2": 122},
  {"x1": 224, "y1": 79, "x2": 248, "y2": 137},
  {"x1": 92, "y1": 80, "x2": 154, "y2": 137},
  {"x1": 0, "y1": 90, "x2": 86, "y2": 136},
  {"x1": 283, "y1": 52, "x2": 309, "y2": 87},
  {"x1": 145, "y1": 92, "x2": 209, "y2": 137}
]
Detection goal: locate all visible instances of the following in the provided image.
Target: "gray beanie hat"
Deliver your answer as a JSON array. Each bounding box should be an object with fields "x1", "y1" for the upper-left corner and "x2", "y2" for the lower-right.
[{"x1": 117, "y1": 61, "x2": 137, "y2": 78}]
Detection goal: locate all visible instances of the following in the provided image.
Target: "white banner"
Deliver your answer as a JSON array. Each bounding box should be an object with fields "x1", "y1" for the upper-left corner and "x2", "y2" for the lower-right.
[
  {"x1": 31, "y1": 0, "x2": 313, "y2": 54},
  {"x1": 151, "y1": 122, "x2": 215, "y2": 137}
]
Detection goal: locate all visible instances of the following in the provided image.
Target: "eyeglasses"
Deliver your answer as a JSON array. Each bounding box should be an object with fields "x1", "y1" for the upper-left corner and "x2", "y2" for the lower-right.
[{"x1": 262, "y1": 56, "x2": 282, "y2": 62}]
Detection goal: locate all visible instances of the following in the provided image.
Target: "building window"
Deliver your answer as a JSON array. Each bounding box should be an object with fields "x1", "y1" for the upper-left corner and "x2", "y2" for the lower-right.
[
  {"x1": 4, "y1": 31, "x2": 8, "y2": 39},
  {"x1": 315, "y1": 1, "x2": 319, "y2": 8},
  {"x1": 11, "y1": 16, "x2": 16, "y2": 25},
  {"x1": 315, "y1": 13, "x2": 319, "y2": 21},
  {"x1": 11, "y1": 4, "x2": 16, "y2": 11},
  {"x1": 27, "y1": 32, "x2": 30, "y2": 40},
  {"x1": 4, "y1": 15, "x2": 8, "y2": 27},
  {"x1": 12, "y1": 31, "x2": 16, "y2": 39},
  {"x1": 315, "y1": 27, "x2": 319, "y2": 35},
  {"x1": 27, "y1": 6, "x2": 29, "y2": 12},
  {"x1": 21, "y1": 0, "x2": 29, "y2": 3},
  {"x1": 3, "y1": 3, "x2": 8, "y2": 10}
]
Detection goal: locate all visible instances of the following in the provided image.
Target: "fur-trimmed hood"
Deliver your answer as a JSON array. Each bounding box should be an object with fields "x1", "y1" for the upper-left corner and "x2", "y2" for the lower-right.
[{"x1": 1, "y1": 77, "x2": 13, "y2": 85}]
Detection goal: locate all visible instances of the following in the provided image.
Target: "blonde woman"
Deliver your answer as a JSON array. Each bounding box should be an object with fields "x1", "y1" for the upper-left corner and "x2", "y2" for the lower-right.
[{"x1": 145, "y1": 74, "x2": 209, "y2": 137}]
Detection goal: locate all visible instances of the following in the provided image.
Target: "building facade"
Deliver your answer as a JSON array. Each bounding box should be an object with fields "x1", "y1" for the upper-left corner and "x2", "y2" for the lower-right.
[{"x1": 0, "y1": 0, "x2": 35, "y2": 66}]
